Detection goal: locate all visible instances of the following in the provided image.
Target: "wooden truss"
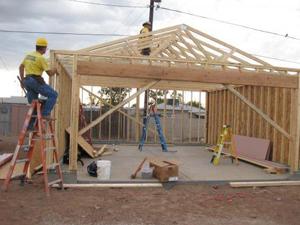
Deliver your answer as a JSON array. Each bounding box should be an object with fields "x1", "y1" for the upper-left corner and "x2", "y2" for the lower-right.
[{"x1": 50, "y1": 24, "x2": 300, "y2": 171}]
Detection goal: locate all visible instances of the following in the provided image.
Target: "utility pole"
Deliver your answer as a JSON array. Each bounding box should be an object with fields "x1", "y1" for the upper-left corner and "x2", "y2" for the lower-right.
[{"x1": 143, "y1": 0, "x2": 161, "y2": 126}]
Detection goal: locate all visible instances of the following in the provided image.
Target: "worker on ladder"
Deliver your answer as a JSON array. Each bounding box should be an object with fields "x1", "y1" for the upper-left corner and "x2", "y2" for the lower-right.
[
  {"x1": 139, "y1": 21, "x2": 152, "y2": 56},
  {"x1": 138, "y1": 99, "x2": 168, "y2": 152},
  {"x1": 19, "y1": 38, "x2": 58, "y2": 127}
]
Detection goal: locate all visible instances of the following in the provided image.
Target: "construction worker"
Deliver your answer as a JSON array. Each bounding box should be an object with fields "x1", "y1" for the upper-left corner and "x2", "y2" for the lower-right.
[
  {"x1": 139, "y1": 21, "x2": 152, "y2": 56},
  {"x1": 19, "y1": 37, "x2": 58, "y2": 124}
]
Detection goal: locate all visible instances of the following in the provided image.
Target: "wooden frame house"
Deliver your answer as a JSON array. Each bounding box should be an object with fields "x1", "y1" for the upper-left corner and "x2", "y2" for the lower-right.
[{"x1": 50, "y1": 24, "x2": 300, "y2": 172}]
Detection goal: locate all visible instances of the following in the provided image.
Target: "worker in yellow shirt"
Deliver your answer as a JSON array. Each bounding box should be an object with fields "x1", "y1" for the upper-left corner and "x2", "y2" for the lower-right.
[
  {"x1": 19, "y1": 38, "x2": 58, "y2": 125},
  {"x1": 139, "y1": 21, "x2": 152, "y2": 56}
]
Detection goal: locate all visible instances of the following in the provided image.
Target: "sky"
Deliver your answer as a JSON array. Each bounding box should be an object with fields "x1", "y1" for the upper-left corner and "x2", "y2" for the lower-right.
[{"x1": 0, "y1": 0, "x2": 300, "y2": 99}]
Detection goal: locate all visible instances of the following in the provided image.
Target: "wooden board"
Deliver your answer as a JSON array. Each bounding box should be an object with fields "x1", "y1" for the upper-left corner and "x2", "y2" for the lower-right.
[
  {"x1": 66, "y1": 127, "x2": 95, "y2": 158},
  {"x1": 230, "y1": 180, "x2": 300, "y2": 188},
  {"x1": 233, "y1": 135, "x2": 271, "y2": 161},
  {"x1": 77, "y1": 61, "x2": 298, "y2": 89},
  {"x1": 0, "y1": 153, "x2": 13, "y2": 168},
  {"x1": 0, "y1": 161, "x2": 27, "y2": 180}
]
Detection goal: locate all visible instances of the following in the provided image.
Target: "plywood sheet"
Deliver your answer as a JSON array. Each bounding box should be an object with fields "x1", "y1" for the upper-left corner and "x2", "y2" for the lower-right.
[{"x1": 233, "y1": 135, "x2": 271, "y2": 160}]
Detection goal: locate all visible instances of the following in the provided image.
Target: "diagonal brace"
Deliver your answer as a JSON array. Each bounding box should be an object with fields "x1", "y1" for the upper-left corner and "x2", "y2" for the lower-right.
[
  {"x1": 79, "y1": 80, "x2": 159, "y2": 135},
  {"x1": 224, "y1": 84, "x2": 291, "y2": 140}
]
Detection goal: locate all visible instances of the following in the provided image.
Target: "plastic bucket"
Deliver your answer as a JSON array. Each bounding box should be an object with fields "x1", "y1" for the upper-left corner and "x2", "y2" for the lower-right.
[{"x1": 96, "y1": 160, "x2": 111, "y2": 180}]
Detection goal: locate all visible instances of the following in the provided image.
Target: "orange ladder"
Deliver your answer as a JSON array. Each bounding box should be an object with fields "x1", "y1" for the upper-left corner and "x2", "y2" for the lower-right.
[{"x1": 2, "y1": 100, "x2": 63, "y2": 196}]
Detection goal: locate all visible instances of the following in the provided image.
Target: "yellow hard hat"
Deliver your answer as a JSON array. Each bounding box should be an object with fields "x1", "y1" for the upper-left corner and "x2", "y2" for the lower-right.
[
  {"x1": 143, "y1": 21, "x2": 151, "y2": 27},
  {"x1": 36, "y1": 37, "x2": 48, "y2": 47}
]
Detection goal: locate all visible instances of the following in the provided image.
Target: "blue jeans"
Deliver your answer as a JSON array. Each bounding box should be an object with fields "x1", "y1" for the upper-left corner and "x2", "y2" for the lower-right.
[{"x1": 23, "y1": 76, "x2": 58, "y2": 116}]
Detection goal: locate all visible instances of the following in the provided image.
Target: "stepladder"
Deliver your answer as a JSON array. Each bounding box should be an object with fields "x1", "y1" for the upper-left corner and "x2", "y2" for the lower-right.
[
  {"x1": 138, "y1": 103, "x2": 168, "y2": 152},
  {"x1": 2, "y1": 99, "x2": 64, "y2": 196},
  {"x1": 210, "y1": 125, "x2": 239, "y2": 166}
]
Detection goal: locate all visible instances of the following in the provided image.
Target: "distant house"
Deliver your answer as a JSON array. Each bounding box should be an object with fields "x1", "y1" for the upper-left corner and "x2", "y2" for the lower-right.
[
  {"x1": 155, "y1": 99, "x2": 206, "y2": 119},
  {"x1": 0, "y1": 96, "x2": 29, "y2": 136},
  {"x1": 127, "y1": 99, "x2": 206, "y2": 143},
  {"x1": 81, "y1": 99, "x2": 206, "y2": 143}
]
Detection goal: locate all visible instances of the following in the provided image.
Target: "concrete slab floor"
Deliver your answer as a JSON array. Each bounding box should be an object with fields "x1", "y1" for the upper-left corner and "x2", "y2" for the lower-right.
[{"x1": 77, "y1": 145, "x2": 289, "y2": 182}]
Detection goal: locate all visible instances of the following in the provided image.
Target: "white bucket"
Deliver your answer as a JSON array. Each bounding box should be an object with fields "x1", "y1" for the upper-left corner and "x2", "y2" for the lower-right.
[{"x1": 96, "y1": 160, "x2": 111, "y2": 180}]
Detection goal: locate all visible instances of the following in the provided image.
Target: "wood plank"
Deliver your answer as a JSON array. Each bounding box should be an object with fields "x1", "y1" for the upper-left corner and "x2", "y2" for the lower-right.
[
  {"x1": 0, "y1": 162, "x2": 27, "y2": 180},
  {"x1": 280, "y1": 89, "x2": 286, "y2": 163},
  {"x1": 135, "y1": 88, "x2": 140, "y2": 142},
  {"x1": 79, "y1": 81, "x2": 158, "y2": 135},
  {"x1": 289, "y1": 80, "x2": 300, "y2": 171},
  {"x1": 80, "y1": 76, "x2": 222, "y2": 91},
  {"x1": 230, "y1": 180, "x2": 300, "y2": 188},
  {"x1": 52, "y1": 183, "x2": 163, "y2": 188},
  {"x1": 258, "y1": 86, "x2": 264, "y2": 137},
  {"x1": 224, "y1": 85, "x2": 292, "y2": 140},
  {"x1": 265, "y1": 87, "x2": 271, "y2": 140},
  {"x1": 246, "y1": 86, "x2": 251, "y2": 136},
  {"x1": 77, "y1": 61, "x2": 298, "y2": 89},
  {"x1": 0, "y1": 154, "x2": 13, "y2": 168},
  {"x1": 207, "y1": 93, "x2": 212, "y2": 144},
  {"x1": 66, "y1": 127, "x2": 95, "y2": 158},
  {"x1": 273, "y1": 88, "x2": 279, "y2": 161},
  {"x1": 69, "y1": 55, "x2": 80, "y2": 170}
]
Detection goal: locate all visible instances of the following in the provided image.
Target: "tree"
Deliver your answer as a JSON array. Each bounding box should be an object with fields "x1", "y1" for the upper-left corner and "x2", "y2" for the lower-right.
[
  {"x1": 149, "y1": 90, "x2": 167, "y2": 104},
  {"x1": 98, "y1": 87, "x2": 131, "y2": 106}
]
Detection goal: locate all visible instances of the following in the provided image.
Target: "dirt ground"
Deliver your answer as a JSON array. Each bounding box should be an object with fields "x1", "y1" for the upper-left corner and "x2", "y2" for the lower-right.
[
  {"x1": 0, "y1": 180, "x2": 300, "y2": 225},
  {"x1": 1, "y1": 136, "x2": 300, "y2": 225}
]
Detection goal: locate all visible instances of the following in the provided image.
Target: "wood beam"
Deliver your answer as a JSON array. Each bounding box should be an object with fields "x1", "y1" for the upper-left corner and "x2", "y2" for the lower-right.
[
  {"x1": 230, "y1": 180, "x2": 300, "y2": 188},
  {"x1": 79, "y1": 81, "x2": 158, "y2": 135},
  {"x1": 80, "y1": 76, "x2": 222, "y2": 91},
  {"x1": 69, "y1": 55, "x2": 80, "y2": 171},
  {"x1": 224, "y1": 84, "x2": 292, "y2": 140},
  {"x1": 77, "y1": 61, "x2": 298, "y2": 89},
  {"x1": 66, "y1": 127, "x2": 95, "y2": 158}
]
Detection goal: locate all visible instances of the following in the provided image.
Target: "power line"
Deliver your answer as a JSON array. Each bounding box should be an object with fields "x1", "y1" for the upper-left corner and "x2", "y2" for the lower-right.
[
  {"x1": 67, "y1": 0, "x2": 148, "y2": 8},
  {"x1": 0, "y1": 29, "x2": 130, "y2": 36},
  {"x1": 158, "y1": 6, "x2": 300, "y2": 41},
  {"x1": 252, "y1": 53, "x2": 300, "y2": 65}
]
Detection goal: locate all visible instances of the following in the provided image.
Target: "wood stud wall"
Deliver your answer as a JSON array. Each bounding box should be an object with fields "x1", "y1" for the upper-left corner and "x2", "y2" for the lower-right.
[{"x1": 207, "y1": 86, "x2": 294, "y2": 166}]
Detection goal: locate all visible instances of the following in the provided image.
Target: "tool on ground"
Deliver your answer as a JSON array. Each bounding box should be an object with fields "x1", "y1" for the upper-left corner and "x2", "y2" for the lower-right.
[
  {"x1": 2, "y1": 100, "x2": 64, "y2": 196},
  {"x1": 138, "y1": 101, "x2": 167, "y2": 151},
  {"x1": 131, "y1": 157, "x2": 148, "y2": 179},
  {"x1": 210, "y1": 125, "x2": 239, "y2": 166}
]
